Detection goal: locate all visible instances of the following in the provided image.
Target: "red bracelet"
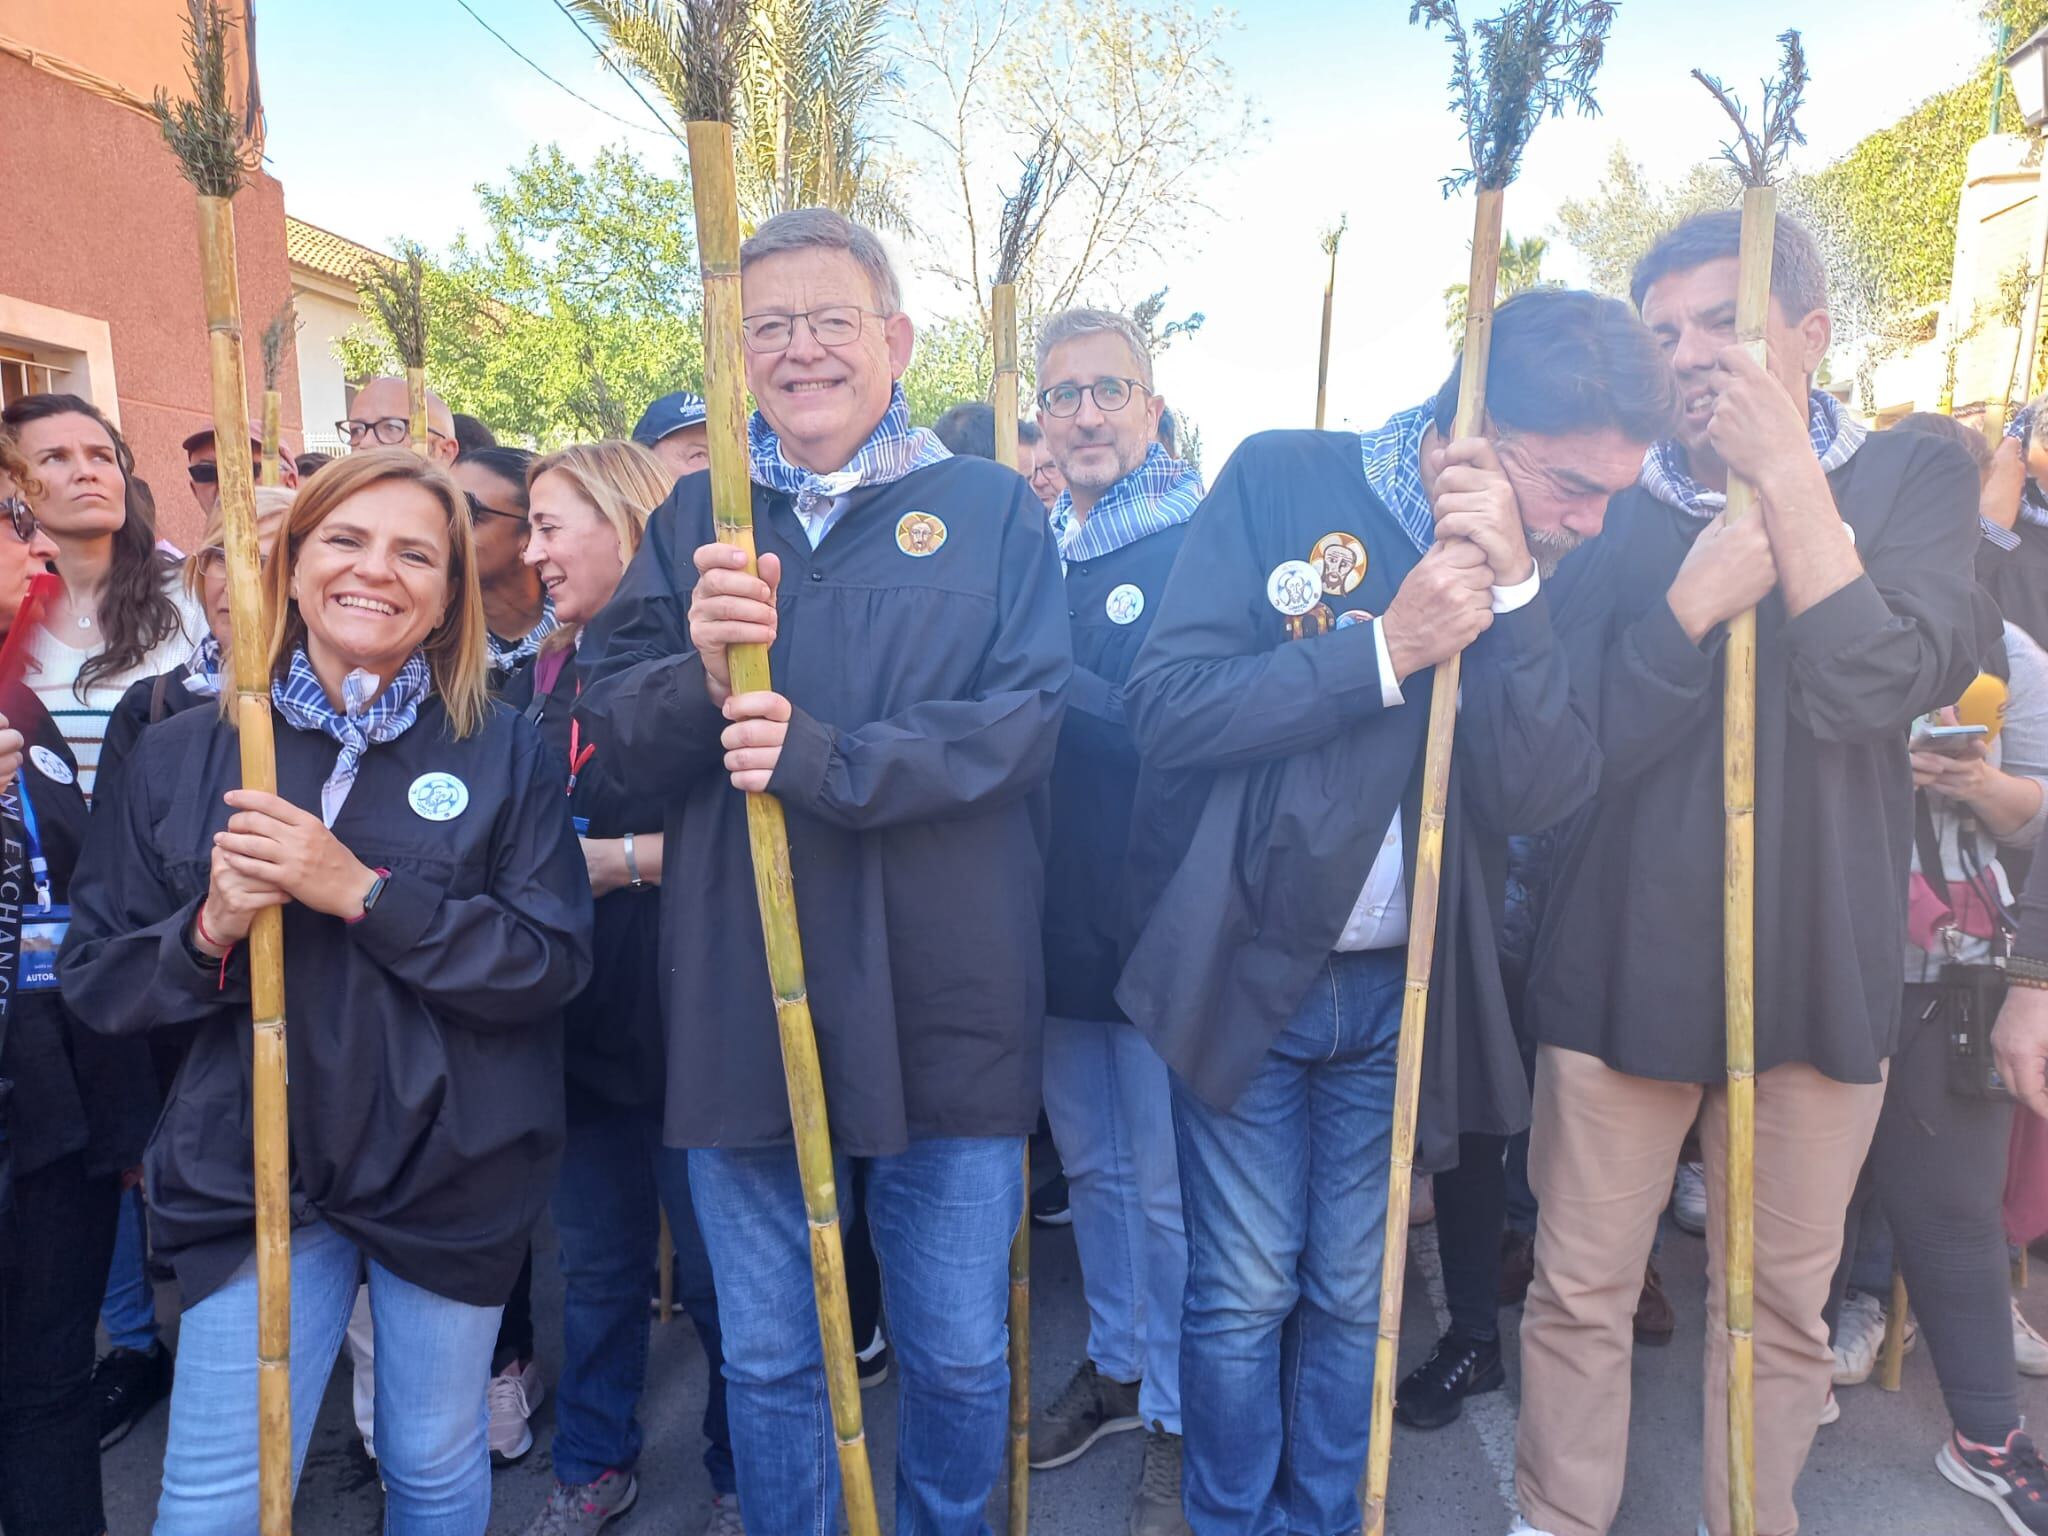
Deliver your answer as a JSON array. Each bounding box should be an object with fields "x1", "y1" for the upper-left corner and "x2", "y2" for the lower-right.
[{"x1": 194, "y1": 905, "x2": 234, "y2": 990}]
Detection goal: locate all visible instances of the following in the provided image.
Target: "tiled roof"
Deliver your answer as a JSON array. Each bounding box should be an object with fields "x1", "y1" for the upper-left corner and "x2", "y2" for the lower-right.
[{"x1": 285, "y1": 216, "x2": 383, "y2": 285}]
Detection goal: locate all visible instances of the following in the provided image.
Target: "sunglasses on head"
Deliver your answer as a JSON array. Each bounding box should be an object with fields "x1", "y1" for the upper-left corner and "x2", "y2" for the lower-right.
[{"x1": 188, "y1": 460, "x2": 263, "y2": 487}]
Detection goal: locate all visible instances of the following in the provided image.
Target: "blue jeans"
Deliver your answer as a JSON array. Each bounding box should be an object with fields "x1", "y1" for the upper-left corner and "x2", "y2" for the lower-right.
[
  {"x1": 690, "y1": 1136, "x2": 1022, "y2": 1536},
  {"x1": 154, "y1": 1220, "x2": 502, "y2": 1536},
  {"x1": 1042, "y1": 1016, "x2": 1186, "y2": 1432},
  {"x1": 1171, "y1": 948, "x2": 1403, "y2": 1536},
  {"x1": 101, "y1": 1186, "x2": 161, "y2": 1353},
  {"x1": 551, "y1": 1101, "x2": 733, "y2": 1493}
]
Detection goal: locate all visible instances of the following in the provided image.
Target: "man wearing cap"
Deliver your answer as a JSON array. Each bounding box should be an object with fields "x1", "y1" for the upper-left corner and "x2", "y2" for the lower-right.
[
  {"x1": 633, "y1": 392, "x2": 711, "y2": 484},
  {"x1": 183, "y1": 426, "x2": 294, "y2": 515}
]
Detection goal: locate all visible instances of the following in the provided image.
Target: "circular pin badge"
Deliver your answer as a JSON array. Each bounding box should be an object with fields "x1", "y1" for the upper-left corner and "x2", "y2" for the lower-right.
[
  {"x1": 1266, "y1": 560, "x2": 1322, "y2": 617},
  {"x1": 1335, "y1": 607, "x2": 1373, "y2": 629},
  {"x1": 1105, "y1": 583, "x2": 1145, "y2": 625},
  {"x1": 896, "y1": 511, "x2": 948, "y2": 557},
  {"x1": 1310, "y1": 531, "x2": 1369, "y2": 595},
  {"x1": 27, "y1": 745, "x2": 72, "y2": 784},
  {"x1": 408, "y1": 772, "x2": 469, "y2": 822}
]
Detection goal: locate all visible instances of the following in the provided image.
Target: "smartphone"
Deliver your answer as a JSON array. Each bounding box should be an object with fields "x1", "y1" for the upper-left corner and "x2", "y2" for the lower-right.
[{"x1": 1912, "y1": 722, "x2": 1990, "y2": 757}]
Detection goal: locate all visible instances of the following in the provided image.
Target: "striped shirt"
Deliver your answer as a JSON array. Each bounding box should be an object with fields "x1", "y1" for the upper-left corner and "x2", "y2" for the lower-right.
[{"x1": 29, "y1": 586, "x2": 206, "y2": 803}]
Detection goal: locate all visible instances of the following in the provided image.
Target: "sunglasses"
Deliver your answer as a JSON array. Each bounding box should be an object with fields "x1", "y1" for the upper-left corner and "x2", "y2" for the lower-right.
[
  {"x1": 188, "y1": 460, "x2": 263, "y2": 487},
  {"x1": 465, "y1": 491, "x2": 528, "y2": 527},
  {"x1": 0, "y1": 496, "x2": 37, "y2": 545}
]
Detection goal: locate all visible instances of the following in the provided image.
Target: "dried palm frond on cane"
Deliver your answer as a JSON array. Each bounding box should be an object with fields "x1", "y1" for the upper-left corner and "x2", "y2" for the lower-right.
[
  {"x1": 673, "y1": 4, "x2": 881, "y2": 1532},
  {"x1": 152, "y1": 3, "x2": 292, "y2": 1529},
  {"x1": 1363, "y1": 6, "x2": 1615, "y2": 1533},
  {"x1": 361, "y1": 243, "x2": 432, "y2": 455},
  {"x1": 1690, "y1": 32, "x2": 1807, "y2": 1536},
  {"x1": 1315, "y1": 216, "x2": 1348, "y2": 429},
  {"x1": 258, "y1": 299, "x2": 296, "y2": 487}
]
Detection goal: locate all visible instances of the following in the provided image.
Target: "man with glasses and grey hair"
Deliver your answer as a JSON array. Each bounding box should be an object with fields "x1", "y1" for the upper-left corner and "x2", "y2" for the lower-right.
[
  {"x1": 577, "y1": 207, "x2": 1071, "y2": 1536},
  {"x1": 340, "y1": 376, "x2": 459, "y2": 465},
  {"x1": 1025, "y1": 306, "x2": 1199, "y2": 1536}
]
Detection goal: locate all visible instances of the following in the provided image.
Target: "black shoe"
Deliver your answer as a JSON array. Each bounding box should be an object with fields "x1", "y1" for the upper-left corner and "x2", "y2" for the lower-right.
[
  {"x1": 1031, "y1": 1172, "x2": 1072, "y2": 1228},
  {"x1": 857, "y1": 1331, "x2": 891, "y2": 1390},
  {"x1": 95, "y1": 1343, "x2": 172, "y2": 1450},
  {"x1": 1393, "y1": 1332, "x2": 1503, "y2": 1431}
]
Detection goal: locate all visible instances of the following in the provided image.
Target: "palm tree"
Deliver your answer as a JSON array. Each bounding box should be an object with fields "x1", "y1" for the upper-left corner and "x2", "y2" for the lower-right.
[
  {"x1": 1443, "y1": 231, "x2": 1555, "y2": 339},
  {"x1": 569, "y1": 0, "x2": 908, "y2": 232}
]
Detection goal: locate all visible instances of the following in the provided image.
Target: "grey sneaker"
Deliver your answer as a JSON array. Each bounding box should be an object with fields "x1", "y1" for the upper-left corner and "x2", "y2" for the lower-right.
[
  {"x1": 1028, "y1": 1360, "x2": 1142, "y2": 1469},
  {"x1": 702, "y1": 1492, "x2": 746, "y2": 1536},
  {"x1": 520, "y1": 1470, "x2": 639, "y2": 1535},
  {"x1": 1130, "y1": 1422, "x2": 1191, "y2": 1536}
]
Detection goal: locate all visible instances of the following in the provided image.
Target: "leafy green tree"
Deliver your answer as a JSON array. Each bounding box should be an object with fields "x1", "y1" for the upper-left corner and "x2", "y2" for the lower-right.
[
  {"x1": 1443, "y1": 231, "x2": 1560, "y2": 340},
  {"x1": 899, "y1": 313, "x2": 995, "y2": 426},
  {"x1": 337, "y1": 144, "x2": 703, "y2": 446},
  {"x1": 1554, "y1": 148, "x2": 1738, "y2": 298}
]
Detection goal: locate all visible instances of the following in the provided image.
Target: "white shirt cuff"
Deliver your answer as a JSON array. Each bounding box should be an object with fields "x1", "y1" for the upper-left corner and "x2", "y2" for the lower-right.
[
  {"x1": 1491, "y1": 564, "x2": 1542, "y2": 614},
  {"x1": 1374, "y1": 618, "x2": 1404, "y2": 708}
]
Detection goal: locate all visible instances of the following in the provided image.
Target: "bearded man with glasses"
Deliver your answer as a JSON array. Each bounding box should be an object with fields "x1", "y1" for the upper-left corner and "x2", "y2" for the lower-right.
[{"x1": 578, "y1": 207, "x2": 1071, "y2": 1535}]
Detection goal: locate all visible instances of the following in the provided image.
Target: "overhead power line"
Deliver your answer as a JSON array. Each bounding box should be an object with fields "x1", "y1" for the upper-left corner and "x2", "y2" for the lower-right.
[
  {"x1": 448, "y1": 0, "x2": 670, "y2": 141},
  {"x1": 550, "y1": 0, "x2": 688, "y2": 146}
]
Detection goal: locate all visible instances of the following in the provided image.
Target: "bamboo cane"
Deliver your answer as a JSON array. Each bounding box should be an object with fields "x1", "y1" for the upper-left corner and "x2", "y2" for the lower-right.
[
  {"x1": 989, "y1": 276, "x2": 1032, "y2": 1536},
  {"x1": 1315, "y1": 218, "x2": 1347, "y2": 430},
  {"x1": 682, "y1": 103, "x2": 881, "y2": 1536},
  {"x1": 363, "y1": 246, "x2": 430, "y2": 457},
  {"x1": 1878, "y1": 1270, "x2": 1908, "y2": 1392},
  {"x1": 258, "y1": 301, "x2": 294, "y2": 487},
  {"x1": 259, "y1": 392, "x2": 281, "y2": 487},
  {"x1": 1361, "y1": 184, "x2": 1503, "y2": 1536},
  {"x1": 154, "y1": 7, "x2": 291, "y2": 1529}
]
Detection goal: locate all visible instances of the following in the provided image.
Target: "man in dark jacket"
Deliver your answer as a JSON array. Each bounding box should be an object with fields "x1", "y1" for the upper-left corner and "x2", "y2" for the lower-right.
[
  {"x1": 575, "y1": 207, "x2": 1071, "y2": 1534},
  {"x1": 1118, "y1": 288, "x2": 1674, "y2": 1536},
  {"x1": 1514, "y1": 212, "x2": 1996, "y2": 1536},
  {"x1": 1023, "y1": 307, "x2": 1200, "y2": 1536}
]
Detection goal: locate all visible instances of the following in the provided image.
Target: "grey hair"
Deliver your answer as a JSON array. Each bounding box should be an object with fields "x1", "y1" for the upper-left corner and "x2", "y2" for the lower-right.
[
  {"x1": 739, "y1": 208, "x2": 903, "y2": 315},
  {"x1": 1034, "y1": 307, "x2": 1154, "y2": 390}
]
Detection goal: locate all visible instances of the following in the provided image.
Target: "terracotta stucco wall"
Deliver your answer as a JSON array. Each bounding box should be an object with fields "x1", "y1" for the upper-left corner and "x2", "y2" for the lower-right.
[
  {"x1": 0, "y1": 50, "x2": 301, "y2": 551},
  {"x1": 2, "y1": 0, "x2": 258, "y2": 141}
]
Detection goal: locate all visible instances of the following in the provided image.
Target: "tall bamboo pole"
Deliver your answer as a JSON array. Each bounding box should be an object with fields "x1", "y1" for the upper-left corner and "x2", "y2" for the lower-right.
[
  {"x1": 990, "y1": 278, "x2": 1031, "y2": 1536},
  {"x1": 678, "y1": 11, "x2": 879, "y2": 1517},
  {"x1": 1315, "y1": 217, "x2": 1347, "y2": 430},
  {"x1": 153, "y1": 5, "x2": 291, "y2": 1529},
  {"x1": 363, "y1": 246, "x2": 430, "y2": 457},
  {"x1": 258, "y1": 301, "x2": 294, "y2": 488},
  {"x1": 1362, "y1": 184, "x2": 1502, "y2": 1536}
]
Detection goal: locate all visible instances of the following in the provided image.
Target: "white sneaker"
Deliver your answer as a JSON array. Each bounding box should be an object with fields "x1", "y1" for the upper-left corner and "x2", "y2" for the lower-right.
[
  {"x1": 1508, "y1": 1522, "x2": 1560, "y2": 1536},
  {"x1": 488, "y1": 1356, "x2": 546, "y2": 1463},
  {"x1": 2016, "y1": 1298, "x2": 2048, "y2": 1377},
  {"x1": 1672, "y1": 1162, "x2": 1707, "y2": 1236},
  {"x1": 1833, "y1": 1290, "x2": 1887, "y2": 1385},
  {"x1": 1819, "y1": 1387, "x2": 1841, "y2": 1426}
]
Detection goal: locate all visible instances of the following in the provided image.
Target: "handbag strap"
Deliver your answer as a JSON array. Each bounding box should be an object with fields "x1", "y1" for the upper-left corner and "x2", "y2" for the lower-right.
[{"x1": 1915, "y1": 789, "x2": 1951, "y2": 907}]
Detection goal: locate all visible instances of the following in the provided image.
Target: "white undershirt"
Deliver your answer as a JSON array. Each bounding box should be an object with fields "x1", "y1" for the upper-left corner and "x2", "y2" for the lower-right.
[{"x1": 1334, "y1": 565, "x2": 1542, "y2": 951}]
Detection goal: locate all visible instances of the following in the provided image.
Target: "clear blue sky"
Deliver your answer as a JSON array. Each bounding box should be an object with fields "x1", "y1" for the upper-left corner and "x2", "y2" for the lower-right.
[{"x1": 259, "y1": 0, "x2": 1994, "y2": 466}]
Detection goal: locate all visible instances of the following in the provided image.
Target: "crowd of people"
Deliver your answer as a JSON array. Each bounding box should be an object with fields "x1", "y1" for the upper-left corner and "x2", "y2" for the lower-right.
[{"x1": 4, "y1": 198, "x2": 2048, "y2": 1536}]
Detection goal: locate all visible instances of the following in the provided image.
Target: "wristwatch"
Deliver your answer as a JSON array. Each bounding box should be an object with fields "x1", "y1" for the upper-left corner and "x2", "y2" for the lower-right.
[
  {"x1": 358, "y1": 867, "x2": 393, "y2": 919},
  {"x1": 623, "y1": 832, "x2": 646, "y2": 889}
]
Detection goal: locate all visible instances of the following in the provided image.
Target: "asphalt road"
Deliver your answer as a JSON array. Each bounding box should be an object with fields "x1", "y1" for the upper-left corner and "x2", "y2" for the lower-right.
[{"x1": 98, "y1": 1201, "x2": 2048, "y2": 1535}]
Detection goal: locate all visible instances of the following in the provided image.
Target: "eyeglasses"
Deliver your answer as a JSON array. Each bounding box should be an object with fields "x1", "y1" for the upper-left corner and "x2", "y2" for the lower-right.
[
  {"x1": 739, "y1": 306, "x2": 886, "y2": 353},
  {"x1": 187, "y1": 460, "x2": 263, "y2": 487},
  {"x1": 465, "y1": 491, "x2": 528, "y2": 527},
  {"x1": 1037, "y1": 377, "x2": 1150, "y2": 419},
  {"x1": 339, "y1": 417, "x2": 453, "y2": 449},
  {"x1": 0, "y1": 496, "x2": 36, "y2": 545},
  {"x1": 1028, "y1": 460, "x2": 1062, "y2": 485},
  {"x1": 195, "y1": 546, "x2": 270, "y2": 576}
]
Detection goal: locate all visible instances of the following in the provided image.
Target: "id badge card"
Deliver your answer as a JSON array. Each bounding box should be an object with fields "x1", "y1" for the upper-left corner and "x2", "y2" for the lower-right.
[
  {"x1": 19, "y1": 903, "x2": 69, "y2": 992},
  {"x1": 572, "y1": 816, "x2": 591, "y2": 836}
]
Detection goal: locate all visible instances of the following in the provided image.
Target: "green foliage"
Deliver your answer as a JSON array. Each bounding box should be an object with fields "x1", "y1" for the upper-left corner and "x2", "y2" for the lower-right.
[
  {"x1": 1555, "y1": 148, "x2": 1738, "y2": 298},
  {"x1": 153, "y1": 0, "x2": 252, "y2": 198},
  {"x1": 900, "y1": 313, "x2": 997, "y2": 426},
  {"x1": 336, "y1": 145, "x2": 704, "y2": 448},
  {"x1": 1444, "y1": 231, "x2": 1557, "y2": 338}
]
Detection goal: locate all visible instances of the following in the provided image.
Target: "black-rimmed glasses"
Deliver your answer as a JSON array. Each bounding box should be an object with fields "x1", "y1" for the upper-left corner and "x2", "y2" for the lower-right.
[
  {"x1": 739, "y1": 306, "x2": 887, "y2": 353},
  {"x1": 339, "y1": 417, "x2": 454, "y2": 449},
  {"x1": 465, "y1": 491, "x2": 528, "y2": 527},
  {"x1": 0, "y1": 497, "x2": 36, "y2": 545},
  {"x1": 1037, "y1": 377, "x2": 1151, "y2": 418}
]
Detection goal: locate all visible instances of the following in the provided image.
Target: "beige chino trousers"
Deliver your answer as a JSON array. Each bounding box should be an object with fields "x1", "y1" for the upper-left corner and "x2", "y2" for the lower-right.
[{"x1": 1514, "y1": 1045, "x2": 1885, "y2": 1536}]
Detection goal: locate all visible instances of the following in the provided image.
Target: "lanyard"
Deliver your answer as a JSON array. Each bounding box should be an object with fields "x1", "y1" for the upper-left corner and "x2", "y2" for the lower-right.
[
  {"x1": 17, "y1": 777, "x2": 50, "y2": 910},
  {"x1": 567, "y1": 714, "x2": 594, "y2": 796}
]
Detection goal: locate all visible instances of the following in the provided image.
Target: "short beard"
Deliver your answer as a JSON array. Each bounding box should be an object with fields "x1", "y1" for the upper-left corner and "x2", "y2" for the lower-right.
[{"x1": 1527, "y1": 527, "x2": 1585, "y2": 579}]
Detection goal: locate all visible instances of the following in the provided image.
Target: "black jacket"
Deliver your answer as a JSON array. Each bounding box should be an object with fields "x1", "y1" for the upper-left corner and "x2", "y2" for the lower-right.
[
  {"x1": 576, "y1": 458, "x2": 1072, "y2": 1155},
  {"x1": 0, "y1": 678, "x2": 156, "y2": 1183},
  {"x1": 502, "y1": 651, "x2": 666, "y2": 1113},
  {"x1": 100, "y1": 667, "x2": 210, "y2": 808},
  {"x1": 1116, "y1": 430, "x2": 1593, "y2": 1170},
  {"x1": 1979, "y1": 522, "x2": 2048, "y2": 656},
  {"x1": 1530, "y1": 429, "x2": 1996, "y2": 1084},
  {"x1": 60, "y1": 694, "x2": 594, "y2": 1307},
  {"x1": 1044, "y1": 523, "x2": 1189, "y2": 1022}
]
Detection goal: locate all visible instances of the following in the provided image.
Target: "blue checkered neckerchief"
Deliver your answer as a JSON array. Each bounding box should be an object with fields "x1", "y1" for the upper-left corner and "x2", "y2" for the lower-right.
[
  {"x1": 1357, "y1": 404, "x2": 1439, "y2": 554},
  {"x1": 747, "y1": 384, "x2": 951, "y2": 548},
  {"x1": 1641, "y1": 390, "x2": 1866, "y2": 519},
  {"x1": 488, "y1": 595, "x2": 558, "y2": 676},
  {"x1": 271, "y1": 647, "x2": 433, "y2": 826},
  {"x1": 2001, "y1": 407, "x2": 2048, "y2": 542},
  {"x1": 1055, "y1": 444, "x2": 1203, "y2": 567},
  {"x1": 183, "y1": 634, "x2": 223, "y2": 699}
]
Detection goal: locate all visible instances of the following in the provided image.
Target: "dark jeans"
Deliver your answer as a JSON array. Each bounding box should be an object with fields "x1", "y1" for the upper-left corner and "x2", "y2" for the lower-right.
[
  {"x1": 0, "y1": 1152, "x2": 121, "y2": 1536},
  {"x1": 551, "y1": 1102, "x2": 732, "y2": 1493},
  {"x1": 844, "y1": 1161, "x2": 882, "y2": 1351},
  {"x1": 1434, "y1": 1031, "x2": 1539, "y2": 1344},
  {"x1": 1826, "y1": 987, "x2": 2018, "y2": 1444},
  {"x1": 493, "y1": 1249, "x2": 534, "y2": 1373}
]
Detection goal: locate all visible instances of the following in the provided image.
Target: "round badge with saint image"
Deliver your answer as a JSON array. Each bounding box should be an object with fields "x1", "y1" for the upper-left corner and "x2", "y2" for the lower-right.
[
  {"x1": 1311, "y1": 531, "x2": 1368, "y2": 595},
  {"x1": 1266, "y1": 560, "x2": 1323, "y2": 617},
  {"x1": 896, "y1": 511, "x2": 948, "y2": 558},
  {"x1": 1105, "y1": 583, "x2": 1145, "y2": 625},
  {"x1": 408, "y1": 771, "x2": 469, "y2": 822}
]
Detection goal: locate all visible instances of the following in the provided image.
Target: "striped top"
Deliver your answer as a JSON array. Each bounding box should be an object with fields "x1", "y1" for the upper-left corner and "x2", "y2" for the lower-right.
[{"x1": 29, "y1": 586, "x2": 206, "y2": 803}]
